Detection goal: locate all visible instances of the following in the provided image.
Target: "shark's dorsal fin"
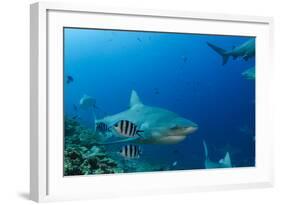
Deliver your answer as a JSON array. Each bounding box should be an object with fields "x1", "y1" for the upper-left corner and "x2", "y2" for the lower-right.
[
  {"x1": 219, "y1": 152, "x2": 232, "y2": 167},
  {"x1": 130, "y1": 90, "x2": 143, "y2": 108},
  {"x1": 224, "y1": 152, "x2": 232, "y2": 167}
]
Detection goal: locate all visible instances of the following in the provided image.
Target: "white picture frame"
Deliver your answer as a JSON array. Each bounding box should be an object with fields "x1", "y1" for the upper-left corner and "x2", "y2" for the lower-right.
[{"x1": 30, "y1": 2, "x2": 274, "y2": 202}]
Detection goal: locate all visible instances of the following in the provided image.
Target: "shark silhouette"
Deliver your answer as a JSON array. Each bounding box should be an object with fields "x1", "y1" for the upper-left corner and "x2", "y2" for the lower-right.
[
  {"x1": 203, "y1": 140, "x2": 232, "y2": 169},
  {"x1": 95, "y1": 90, "x2": 198, "y2": 144},
  {"x1": 207, "y1": 38, "x2": 255, "y2": 65}
]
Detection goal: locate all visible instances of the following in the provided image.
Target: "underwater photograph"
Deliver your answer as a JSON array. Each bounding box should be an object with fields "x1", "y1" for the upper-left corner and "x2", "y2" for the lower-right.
[{"x1": 63, "y1": 27, "x2": 255, "y2": 176}]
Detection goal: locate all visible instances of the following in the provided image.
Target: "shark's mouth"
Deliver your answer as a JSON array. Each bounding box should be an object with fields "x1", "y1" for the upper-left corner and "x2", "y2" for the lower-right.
[
  {"x1": 183, "y1": 126, "x2": 198, "y2": 135},
  {"x1": 143, "y1": 125, "x2": 198, "y2": 144},
  {"x1": 152, "y1": 135, "x2": 188, "y2": 144},
  {"x1": 169, "y1": 125, "x2": 198, "y2": 136},
  {"x1": 164, "y1": 124, "x2": 198, "y2": 143}
]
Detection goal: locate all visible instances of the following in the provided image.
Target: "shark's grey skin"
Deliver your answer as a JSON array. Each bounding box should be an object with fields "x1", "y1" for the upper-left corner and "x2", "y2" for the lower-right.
[
  {"x1": 242, "y1": 67, "x2": 255, "y2": 80},
  {"x1": 96, "y1": 90, "x2": 198, "y2": 144},
  {"x1": 203, "y1": 140, "x2": 232, "y2": 169},
  {"x1": 207, "y1": 38, "x2": 255, "y2": 65}
]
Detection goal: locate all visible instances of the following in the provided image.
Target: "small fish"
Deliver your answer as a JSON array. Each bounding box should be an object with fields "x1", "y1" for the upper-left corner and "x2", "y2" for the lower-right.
[
  {"x1": 119, "y1": 144, "x2": 142, "y2": 159},
  {"x1": 113, "y1": 120, "x2": 144, "y2": 138},
  {"x1": 182, "y1": 56, "x2": 188, "y2": 63},
  {"x1": 172, "y1": 161, "x2": 178, "y2": 167},
  {"x1": 96, "y1": 122, "x2": 110, "y2": 132},
  {"x1": 153, "y1": 88, "x2": 160, "y2": 95},
  {"x1": 137, "y1": 37, "x2": 142, "y2": 42},
  {"x1": 66, "y1": 75, "x2": 74, "y2": 84}
]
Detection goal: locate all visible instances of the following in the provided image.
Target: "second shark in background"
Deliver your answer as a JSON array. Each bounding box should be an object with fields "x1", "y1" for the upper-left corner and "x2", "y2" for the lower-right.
[
  {"x1": 207, "y1": 38, "x2": 255, "y2": 65},
  {"x1": 203, "y1": 140, "x2": 232, "y2": 169}
]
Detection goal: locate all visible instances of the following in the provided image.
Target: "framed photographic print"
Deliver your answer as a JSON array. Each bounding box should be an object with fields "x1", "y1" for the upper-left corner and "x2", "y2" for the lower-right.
[{"x1": 30, "y1": 2, "x2": 274, "y2": 202}]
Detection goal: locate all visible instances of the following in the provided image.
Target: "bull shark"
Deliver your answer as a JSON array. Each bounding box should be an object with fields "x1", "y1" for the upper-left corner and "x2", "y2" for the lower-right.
[
  {"x1": 203, "y1": 140, "x2": 232, "y2": 169},
  {"x1": 207, "y1": 38, "x2": 255, "y2": 65},
  {"x1": 95, "y1": 90, "x2": 198, "y2": 144}
]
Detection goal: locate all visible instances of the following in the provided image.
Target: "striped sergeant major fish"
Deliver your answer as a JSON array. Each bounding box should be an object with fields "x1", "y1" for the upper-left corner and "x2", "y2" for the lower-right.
[
  {"x1": 96, "y1": 122, "x2": 110, "y2": 132},
  {"x1": 113, "y1": 120, "x2": 144, "y2": 138},
  {"x1": 119, "y1": 144, "x2": 142, "y2": 159}
]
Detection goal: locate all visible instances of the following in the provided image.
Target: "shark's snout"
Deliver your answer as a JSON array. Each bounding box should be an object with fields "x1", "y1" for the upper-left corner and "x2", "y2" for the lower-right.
[
  {"x1": 169, "y1": 118, "x2": 198, "y2": 135},
  {"x1": 169, "y1": 124, "x2": 198, "y2": 136},
  {"x1": 183, "y1": 123, "x2": 198, "y2": 135},
  {"x1": 149, "y1": 122, "x2": 198, "y2": 144}
]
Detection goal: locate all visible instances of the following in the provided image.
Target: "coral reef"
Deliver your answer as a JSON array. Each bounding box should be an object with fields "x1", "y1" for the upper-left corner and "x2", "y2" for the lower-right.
[
  {"x1": 64, "y1": 117, "x2": 124, "y2": 176},
  {"x1": 64, "y1": 117, "x2": 171, "y2": 176}
]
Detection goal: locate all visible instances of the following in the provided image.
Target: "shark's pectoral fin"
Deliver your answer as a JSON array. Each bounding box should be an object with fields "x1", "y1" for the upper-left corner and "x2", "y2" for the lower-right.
[
  {"x1": 224, "y1": 152, "x2": 232, "y2": 167},
  {"x1": 219, "y1": 152, "x2": 232, "y2": 167}
]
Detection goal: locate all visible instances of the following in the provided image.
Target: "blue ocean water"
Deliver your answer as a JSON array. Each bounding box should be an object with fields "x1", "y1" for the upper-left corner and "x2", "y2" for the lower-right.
[{"x1": 64, "y1": 28, "x2": 255, "y2": 172}]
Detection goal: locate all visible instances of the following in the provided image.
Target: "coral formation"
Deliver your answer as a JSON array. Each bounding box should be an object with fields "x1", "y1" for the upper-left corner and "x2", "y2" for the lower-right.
[
  {"x1": 64, "y1": 117, "x2": 170, "y2": 176},
  {"x1": 64, "y1": 117, "x2": 124, "y2": 176}
]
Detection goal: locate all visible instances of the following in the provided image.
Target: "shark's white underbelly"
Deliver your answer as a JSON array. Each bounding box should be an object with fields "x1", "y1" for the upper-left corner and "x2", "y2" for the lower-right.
[{"x1": 136, "y1": 135, "x2": 187, "y2": 144}]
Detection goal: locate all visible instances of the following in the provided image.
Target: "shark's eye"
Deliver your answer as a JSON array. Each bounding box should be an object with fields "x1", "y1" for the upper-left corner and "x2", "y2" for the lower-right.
[{"x1": 170, "y1": 125, "x2": 179, "y2": 130}]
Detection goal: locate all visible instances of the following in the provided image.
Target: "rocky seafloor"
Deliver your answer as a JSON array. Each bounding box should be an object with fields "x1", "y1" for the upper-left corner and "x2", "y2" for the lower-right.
[{"x1": 64, "y1": 117, "x2": 166, "y2": 176}]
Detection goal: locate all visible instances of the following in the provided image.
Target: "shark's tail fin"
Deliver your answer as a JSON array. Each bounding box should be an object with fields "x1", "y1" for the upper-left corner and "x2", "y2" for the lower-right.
[
  {"x1": 207, "y1": 42, "x2": 229, "y2": 65},
  {"x1": 203, "y1": 140, "x2": 208, "y2": 159},
  {"x1": 219, "y1": 152, "x2": 232, "y2": 168}
]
